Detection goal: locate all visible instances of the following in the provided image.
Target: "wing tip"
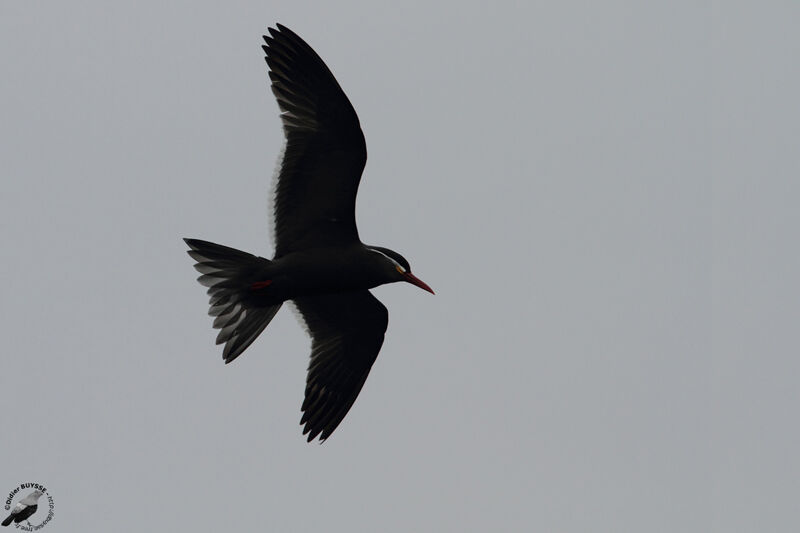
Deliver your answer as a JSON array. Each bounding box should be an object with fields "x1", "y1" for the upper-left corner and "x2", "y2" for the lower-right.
[
  {"x1": 263, "y1": 23, "x2": 293, "y2": 46},
  {"x1": 301, "y1": 419, "x2": 327, "y2": 443}
]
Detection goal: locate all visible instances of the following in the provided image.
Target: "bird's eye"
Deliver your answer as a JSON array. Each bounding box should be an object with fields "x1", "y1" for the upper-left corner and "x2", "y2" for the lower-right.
[{"x1": 396, "y1": 265, "x2": 405, "y2": 274}]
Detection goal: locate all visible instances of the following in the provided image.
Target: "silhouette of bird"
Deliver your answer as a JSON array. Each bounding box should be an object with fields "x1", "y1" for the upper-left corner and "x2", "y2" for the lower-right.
[
  {"x1": 184, "y1": 24, "x2": 433, "y2": 442},
  {"x1": 2, "y1": 490, "x2": 43, "y2": 526}
]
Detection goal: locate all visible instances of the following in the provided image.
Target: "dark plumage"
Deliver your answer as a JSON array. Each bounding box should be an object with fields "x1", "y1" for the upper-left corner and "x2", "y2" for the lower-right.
[{"x1": 184, "y1": 24, "x2": 432, "y2": 442}]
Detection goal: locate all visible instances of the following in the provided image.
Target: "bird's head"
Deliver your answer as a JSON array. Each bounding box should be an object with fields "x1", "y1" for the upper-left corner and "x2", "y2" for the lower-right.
[{"x1": 368, "y1": 246, "x2": 434, "y2": 294}]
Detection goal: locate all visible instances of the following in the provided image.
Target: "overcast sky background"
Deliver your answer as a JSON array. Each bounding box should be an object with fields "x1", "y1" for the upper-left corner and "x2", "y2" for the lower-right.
[{"x1": 1, "y1": 2, "x2": 798, "y2": 532}]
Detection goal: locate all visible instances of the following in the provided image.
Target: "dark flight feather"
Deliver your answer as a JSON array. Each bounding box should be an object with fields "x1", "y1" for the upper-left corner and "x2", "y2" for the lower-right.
[
  {"x1": 263, "y1": 24, "x2": 367, "y2": 256},
  {"x1": 293, "y1": 291, "x2": 388, "y2": 442}
]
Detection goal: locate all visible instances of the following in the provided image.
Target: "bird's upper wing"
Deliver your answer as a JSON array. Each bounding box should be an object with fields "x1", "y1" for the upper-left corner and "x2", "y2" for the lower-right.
[
  {"x1": 292, "y1": 290, "x2": 389, "y2": 442},
  {"x1": 15, "y1": 505, "x2": 36, "y2": 521},
  {"x1": 8, "y1": 501, "x2": 31, "y2": 516},
  {"x1": 263, "y1": 24, "x2": 367, "y2": 256}
]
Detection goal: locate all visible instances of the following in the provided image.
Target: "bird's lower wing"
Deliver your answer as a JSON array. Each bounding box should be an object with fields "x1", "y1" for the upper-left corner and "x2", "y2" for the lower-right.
[{"x1": 292, "y1": 291, "x2": 389, "y2": 442}]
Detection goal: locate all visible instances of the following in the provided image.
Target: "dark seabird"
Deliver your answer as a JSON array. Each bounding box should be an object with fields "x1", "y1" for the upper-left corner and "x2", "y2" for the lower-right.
[{"x1": 185, "y1": 24, "x2": 432, "y2": 442}]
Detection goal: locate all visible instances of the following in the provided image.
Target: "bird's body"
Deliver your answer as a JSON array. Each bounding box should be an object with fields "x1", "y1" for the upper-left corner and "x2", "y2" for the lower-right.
[
  {"x1": 185, "y1": 24, "x2": 432, "y2": 442},
  {"x1": 254, "y1": 245, "x2": 411, "y2": 303},
  {"x1": 2, "y1": 490, "x2": 43, "y2": 527}
]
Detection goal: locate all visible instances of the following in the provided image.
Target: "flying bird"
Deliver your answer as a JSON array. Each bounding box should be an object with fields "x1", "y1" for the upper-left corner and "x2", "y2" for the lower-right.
[
  {"x1": 2, "y1": 490, "x2": 43, "y2": 527},
  {"x1": 184, "y1": 24, "x2": 433, "y2": 442}
]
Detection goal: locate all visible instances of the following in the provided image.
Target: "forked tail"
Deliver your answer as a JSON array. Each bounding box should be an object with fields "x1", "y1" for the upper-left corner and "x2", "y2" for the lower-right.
[{"x1": 184, "y1": 238, "x2": 282, "y2": 363}]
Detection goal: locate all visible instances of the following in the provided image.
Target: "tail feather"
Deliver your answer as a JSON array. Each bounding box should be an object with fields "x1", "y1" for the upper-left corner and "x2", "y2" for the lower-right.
[
  {"x1": 184, "y1": 238, "x2": 282, "y2": 363},
  {"x1": 2, "y1": 514, "x2": 14, "y2": 526}
]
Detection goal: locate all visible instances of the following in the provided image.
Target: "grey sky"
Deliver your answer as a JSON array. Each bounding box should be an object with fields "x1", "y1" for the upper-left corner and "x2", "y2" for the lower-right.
[{"x1": 1, "y1": 1, "x2": 797, "y2": 531}]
